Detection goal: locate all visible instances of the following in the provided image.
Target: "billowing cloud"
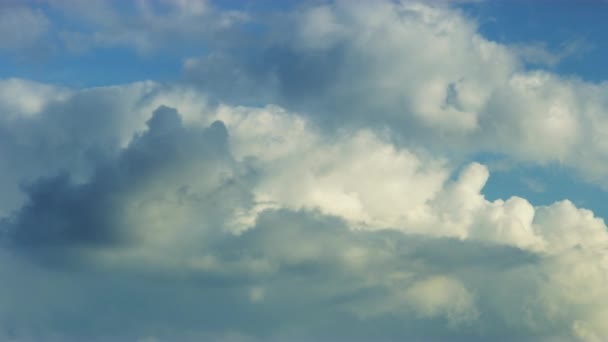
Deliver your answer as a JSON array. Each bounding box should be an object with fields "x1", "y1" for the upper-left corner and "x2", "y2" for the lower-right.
[
  {"x1": 1, "y1": 101, "x2": 608, "y2": 340},
  {"x1": 184, "y1": 0, "x2": 608, "y2": 189},
  {"x1": 1, "y1": 1, "x2": 608, "y2": 341}
]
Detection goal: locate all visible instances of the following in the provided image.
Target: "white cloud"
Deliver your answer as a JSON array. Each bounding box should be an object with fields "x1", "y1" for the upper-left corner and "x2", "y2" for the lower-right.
[
  {"x1": 404, "y1": 275, "x2": 479, "y2": 327},
  {"x1": 1, "y1": 0, "x2": 608, "y2": 340},
  {"x1": 1, "y1": 94, "x2": 608, "y2": 339},
  {"x1": 0, "y1": 78, "x2": 69, "y2": 118},
  {"x1": 510, "y1": 40, "x2": 589, "y2": 67},
  {"x1": 183, "y1": 0, "x2": 608, "y2": 190}
]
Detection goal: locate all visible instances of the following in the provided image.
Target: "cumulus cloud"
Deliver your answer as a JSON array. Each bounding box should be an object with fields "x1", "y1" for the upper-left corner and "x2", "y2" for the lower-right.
[
  {"x1": 2, "y1": 0, "x2": 608, "y2": 341},
  {"x1": 1, "y1": 101, "x2": 608, "y2": 340},
  {"x1": 183, "y1": 0, "x2": 608, "y2": 189},
  {"x1": 0, "y1": 79, "x2": 169, "y2": 216},
  {"x1": 7, "y1": 106, "x2": 245, "y2": 255}
]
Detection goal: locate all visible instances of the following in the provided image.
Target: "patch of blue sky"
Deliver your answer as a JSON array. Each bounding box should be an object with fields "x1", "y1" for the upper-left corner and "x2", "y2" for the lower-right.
[
  {"x1": 0, "y1": 48, "x2": 184, "y2": 87},
  {"x1": 460, "y1": 0, "x2": 608, "y2": 82},
  {"x1": 472, "y1": 152, "x2": 608, "y2": 220},
  {"x1": 454, "y1": 1, "x2": 608, "y2": 219}
]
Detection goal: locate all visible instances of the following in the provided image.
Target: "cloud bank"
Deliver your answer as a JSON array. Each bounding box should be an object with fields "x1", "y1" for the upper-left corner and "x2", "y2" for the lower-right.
[{"x1": 1, "y1": 1, "x2": 608, "y2": 341}]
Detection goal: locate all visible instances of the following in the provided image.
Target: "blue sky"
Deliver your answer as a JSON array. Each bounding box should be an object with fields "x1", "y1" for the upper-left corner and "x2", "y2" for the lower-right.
[
  {"x1": 464, "y1": 0, "x2": 608, "y2": 82},
  {"x1": 1, "y1": 1, "x2": 608, "y2": 341}
]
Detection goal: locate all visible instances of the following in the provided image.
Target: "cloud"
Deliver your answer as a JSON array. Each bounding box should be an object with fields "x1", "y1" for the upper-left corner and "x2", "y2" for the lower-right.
[
  {"x1": 0, "y1": 79, "x2": 169, "y2": 217},
  {"x1": 6, "y1": 105, "x2": 248, "y2": 261},
  {"x1": 0, "y1": 4, "x2": 50, "y2": 54},
  {"x1": 521, "y1": 177, "x2": 546, "y2": 193},
  {"x1": 0, "y1": 0, "x2": 249, "y2": 57},
  {"x1": 1, "y1": 104, "x2": 608, "y2": 340},
  {"x1": 1, "y1": 1, "x2": 608, "y2": 340},
  {"x1": 510, "y1": 40, "x2": 591, "y2": 67},
  {"x1": 0, "y1": 78, "x2": 69, "y2": 118},
  {"x1": 184, "y1": 1, "x2": 516, "y2": 133},
  {"x1": 9, "y1": 0, "x2": 608, "y2": 188},
  {"x1": 183, "y1": 0, "x2": 608, "y2": 189},
  {"x1": 49, "y1": 0, "x2": 248, "y2": 54}
]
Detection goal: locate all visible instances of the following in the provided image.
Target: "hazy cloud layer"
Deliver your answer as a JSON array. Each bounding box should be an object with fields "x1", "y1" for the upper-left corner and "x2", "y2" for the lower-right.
[
  {"x1": 1, "y1": 1, "x2": 608, "y2": 341},
  {"x1": 0, "y1": 3, "x2": 50, "y2": 54},
  {"x1": 51, "y1": 0, "x2": 247, "y2": 54}
]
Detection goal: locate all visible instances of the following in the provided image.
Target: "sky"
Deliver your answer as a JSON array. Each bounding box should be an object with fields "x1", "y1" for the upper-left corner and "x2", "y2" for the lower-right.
[{"x1": 1, "y1": 0, "x2": 608, "y2": 341}]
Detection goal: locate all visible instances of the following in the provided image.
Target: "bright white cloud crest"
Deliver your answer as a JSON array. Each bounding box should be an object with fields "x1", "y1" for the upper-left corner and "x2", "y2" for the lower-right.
[{"x1": 1, "y1": 1, "x2": 608, "y2": 341}]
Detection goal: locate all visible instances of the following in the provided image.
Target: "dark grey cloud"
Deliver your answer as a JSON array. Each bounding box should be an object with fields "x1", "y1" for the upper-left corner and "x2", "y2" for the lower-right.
[
  {"x1": 4, "y1": 105, "x2": 249, "y2": 263},
  {"x1": 0, "y1": 80, "x2": 167, "y2": 215},
  {"x1": 0, "y1": 205, "x2": 548, "y2": 341}
]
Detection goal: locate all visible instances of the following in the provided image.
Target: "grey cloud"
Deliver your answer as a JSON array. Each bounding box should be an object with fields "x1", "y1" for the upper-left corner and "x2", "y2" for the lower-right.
[
  {"x1": 0, "y1": 0, "x2": 249, "y2": 60},
  {"x1": 5, "y1": 105, "x2": 246, "y2": 262},
  {"x1": 49, "y1": 0, "x2": 248, "y2": 54},
  {"x1": 0, "y1": 80, "x2": 164, "y2": 216},
  {"x1": 0, "y1": 206, "x2": 548, "y2": 341},
  {"x1": 0, "y1": 4, "x2": 50, "y2": 54},
  {"x1": 2, "y1": 2, "x2": 608, "y2": 340}
]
